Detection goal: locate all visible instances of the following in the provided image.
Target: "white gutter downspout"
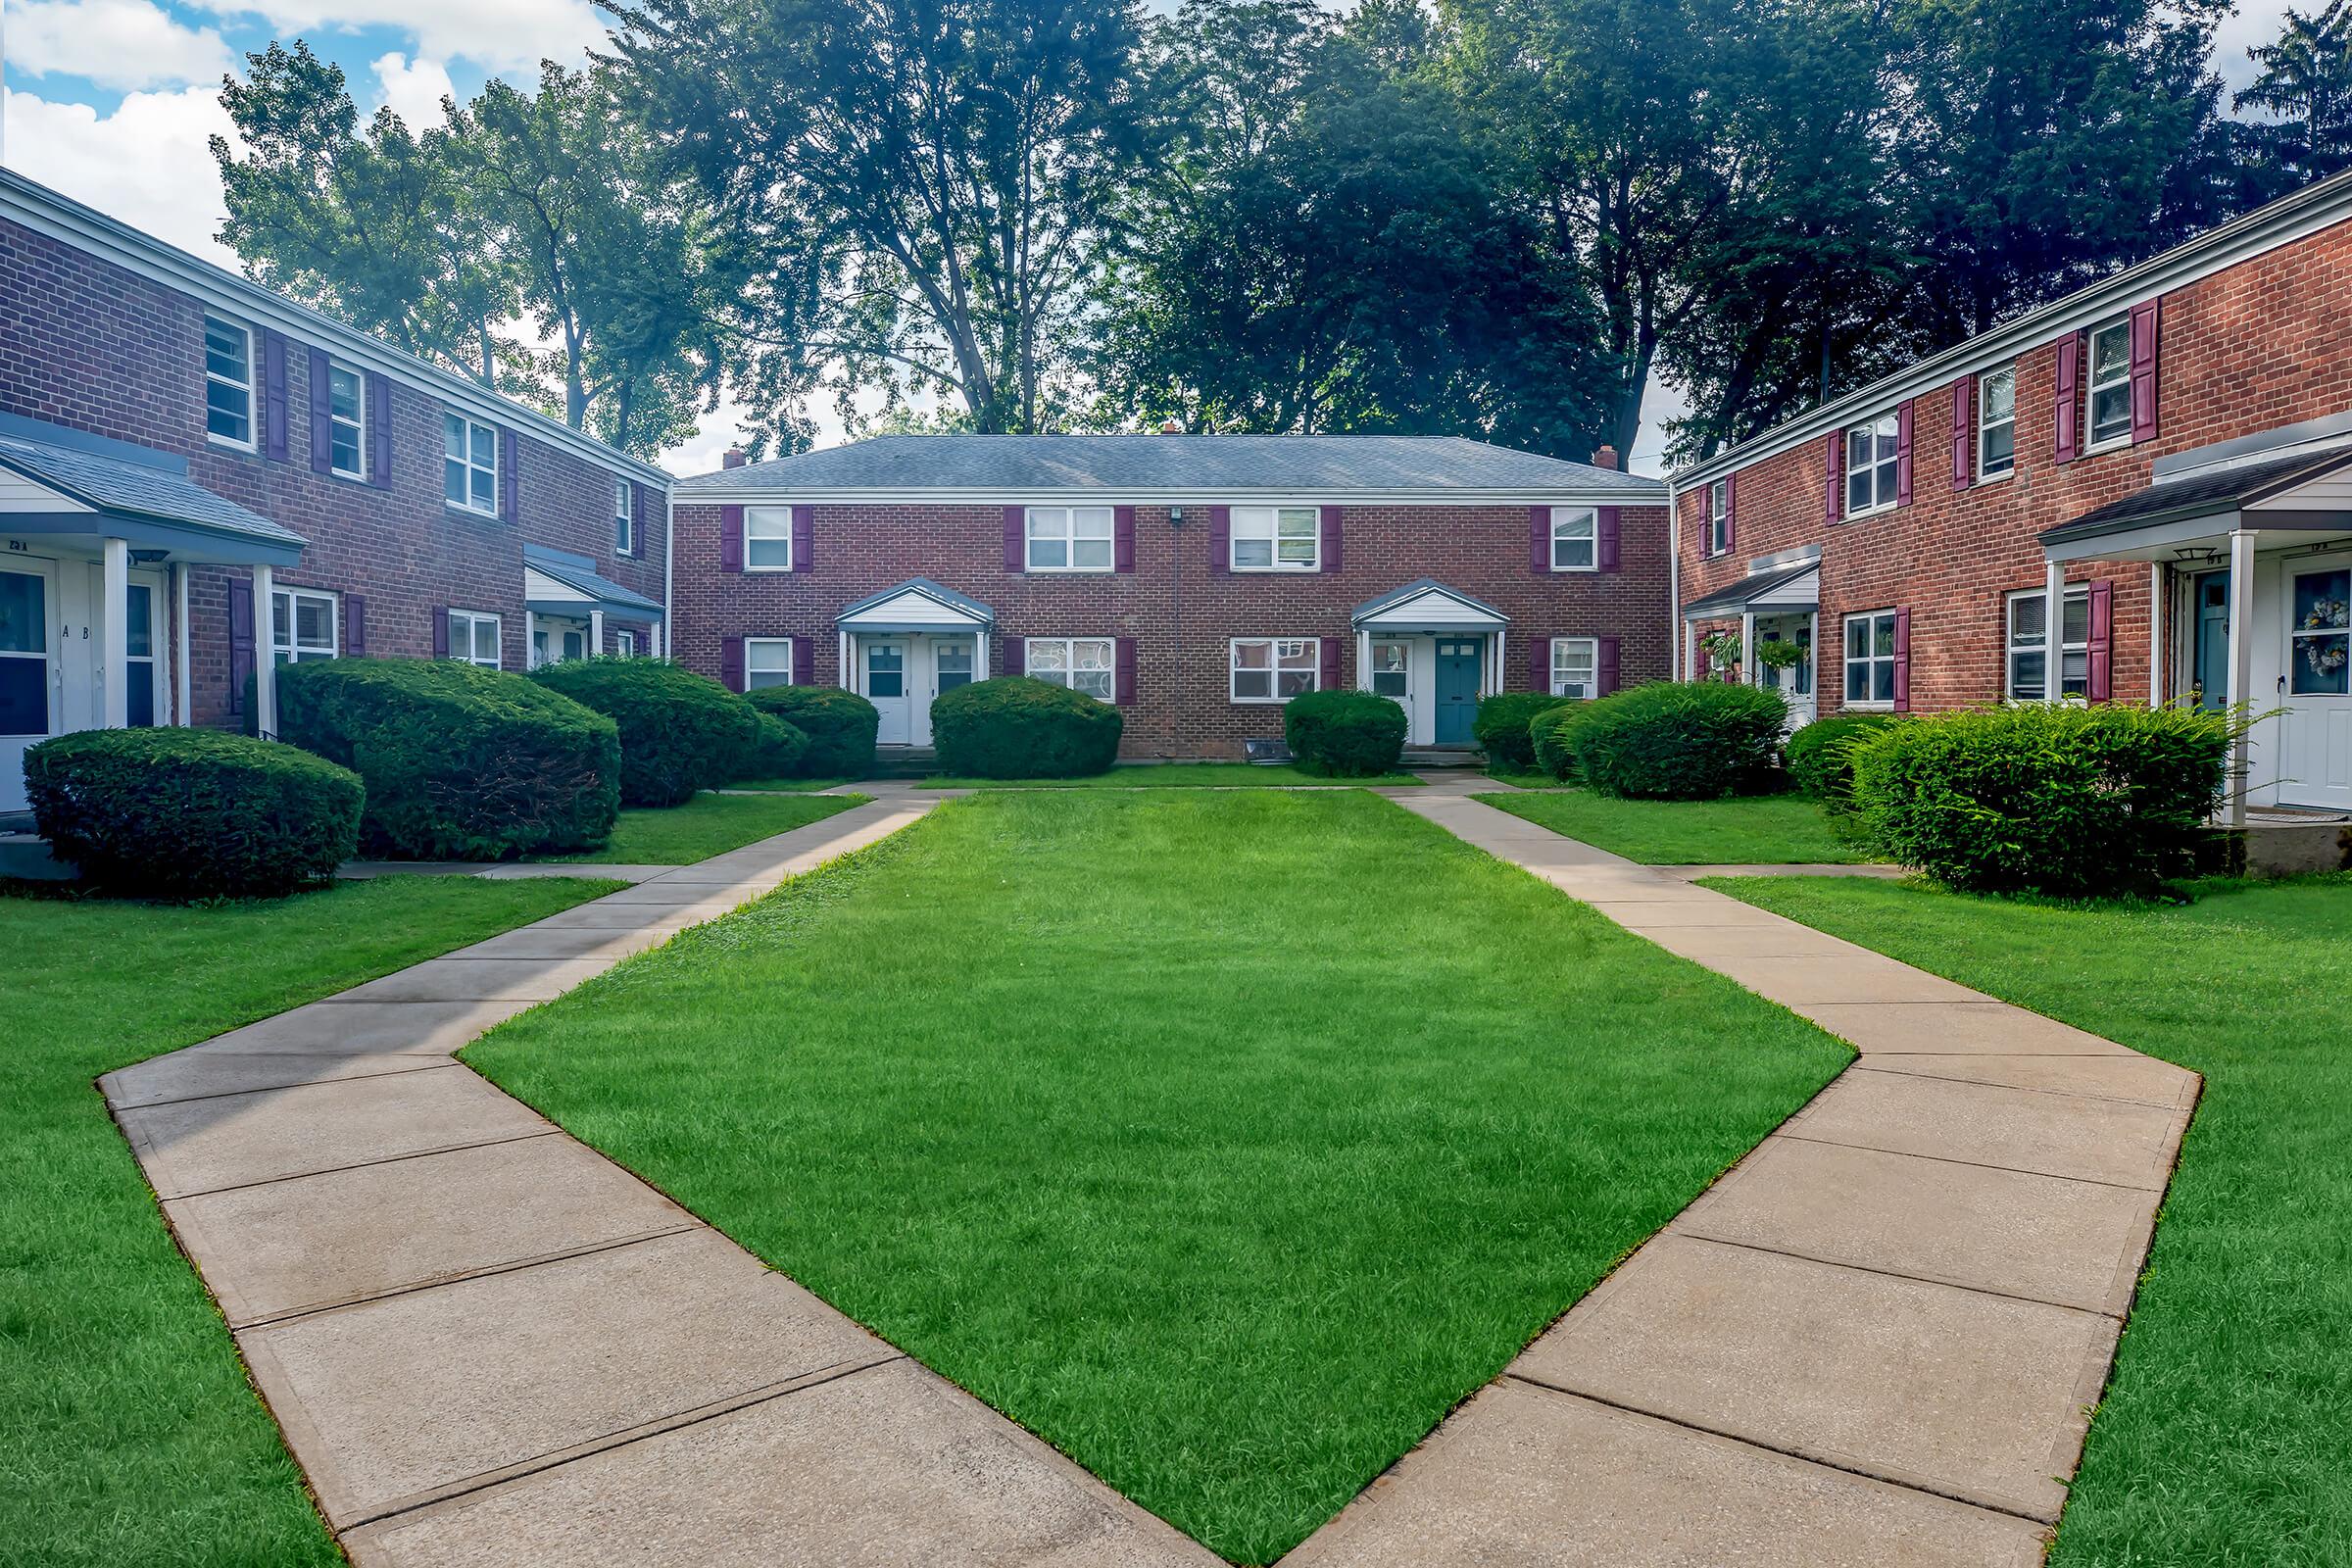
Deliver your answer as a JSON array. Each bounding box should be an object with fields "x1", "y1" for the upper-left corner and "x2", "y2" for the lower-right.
[
  {"x1": 1665, "y1": 478, "x2": 1681, "y2": 680},
  {"x1": 662, "y1": 483, "x2": 676, "y2": 661}
]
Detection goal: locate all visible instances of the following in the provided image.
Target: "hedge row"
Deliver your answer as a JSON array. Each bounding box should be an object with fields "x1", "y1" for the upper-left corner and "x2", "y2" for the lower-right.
[{"x1": 932, "y1": 677, "x2": 1121, "y2": 778}]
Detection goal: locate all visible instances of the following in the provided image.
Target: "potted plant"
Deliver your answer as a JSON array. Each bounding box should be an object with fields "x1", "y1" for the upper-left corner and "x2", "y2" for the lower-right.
[
  {"x1": 1697, "y1": 628, "x2": 1743, "y2": 676},
  {"x1": 1753, "y1": 638, "x2": 1805, "y2": 670}
]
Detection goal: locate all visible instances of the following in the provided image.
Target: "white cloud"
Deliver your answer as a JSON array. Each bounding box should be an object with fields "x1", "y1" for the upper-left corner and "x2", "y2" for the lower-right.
[
  {"x1": 7, "y1": 0, "x2": 237, "y2": 91},
  {"x1": 370, "y1": 52, "x2": 455, "y2": 128},
  {"x1": 2215, "y1": 0, "x2": 2294, "y2": 95},
  {"x1": 188, "y1": 0, "x2": 609, "y2": 74},
  {"x1": 3, "y1": 85, "x2": 243, "y2": 264}
]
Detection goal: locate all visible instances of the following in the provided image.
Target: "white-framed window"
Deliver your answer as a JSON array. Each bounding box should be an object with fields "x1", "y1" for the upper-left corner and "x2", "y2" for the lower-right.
[
  {"x1": 2006, "y1": 587, "x2": 2088, "y2": 701},
  {"x1": 204, "y1": 316, "x2": 255, "y2": 449},
  {"x1": 444, "y1": 413, "x2": 499, "y2": 514},
  {"x1": 1978, "y1": 366, "x2": 2016, "y2": 479},
  {"x1": 1230, "y1": 637, "x2": 1317, "y2": 702},
  {"x1": 448, "y1": 609, "x2": 502, "y2": 669},
  {"x1": 270, "y1": 587, "x2": 336, "y2": 664},
  {"x1": 614, "y1": 629, "x2": 638, "y2": 659},
  {"x1": 745, "y1": 506, "x2": 794, "y2": 570},
  {"x1": 2290, "y1": 565, "x2": 2351, "y2": 696},
  {"x1": 745, "y1": 638, "x2": 794, "y2": 689},
  {"x1": 2085, "y1": 318, "x2": 2132, "y2": 450},
  {"x1": 1550, "y1": 637, "x2": 1598, "y2": 699},
  {"x1": 1550, "y1": 507, "x2": 1597, "y2": 571},
  {"x1": 1707, "y1": 479, "x2": 1730, "y2": 555},
  {"x1": 326, "y1": 360, "x2": 366, "y2": 478},
  {"x1": 1026, "y1": 637, "x2": 1115, "y2": 701},
  {"x1": 1025, "y1": 506, "x2": 1114, "y2": 571},
  {"x1": 614, "y1": 478, "x2": 635, "y2": 555},
  {"x1": 1843, "y1": 610, "x2": 1899, "y2": 707},
  {"x1": 1231, "y1": 506, "x2": 1319, "y2": 570},
  {"x1": 1843, "y1": 414, "x2": 1900, "y2": 516},
  {"x1": 1368, "y1": 639, "x2": 1409, "y2": 700}
]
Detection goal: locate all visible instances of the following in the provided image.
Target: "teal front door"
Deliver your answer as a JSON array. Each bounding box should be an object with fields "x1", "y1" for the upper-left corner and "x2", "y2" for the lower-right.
[
  {"x1": 2193, "y1": 570, "x2": 2230, "y2": 711},
  {"x1": 1435, "y1": 637, "x2": 1482, "y2": 745}
]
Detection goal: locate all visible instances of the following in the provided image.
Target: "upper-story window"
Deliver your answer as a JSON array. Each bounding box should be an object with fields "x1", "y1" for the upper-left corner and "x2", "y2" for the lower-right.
[
  {"x1": 326, "y1": 362, "x2": 366, "y2": 479},
  {"x1": 1026, "y1": 506, "x2": 1113, "y2": 571},
  {"x1": 1231, "y1": 506, "x2": 1318, "y2": 570},
  {"x1": 204, "y1": 316, "x2": 255, "y2": 449},
  {"x1": 1844, "y1": 414, "x2": 1900, "y2": 516},
  {"x1": 2085, "y1": 318, "x2": 2132, "y2": 450},
  {"x1": 745, "y1": 506, "x2": 794, "y2": 569},
  {"x1": 1707, "y1": 479, "x2": 1730, "y2": 554},
  {"x1": 1550, "y1": 508, "x2": 1597, "y2": 571},
  {"x1": 614, "y1": 479, "x2": 636, "y2": 555},
  {"x1": 444, "y1": 414, "x2": 499, "y2": 514},
  {"x1": 1978, "y1": 366, "x2": 2016, "y2": 479}
]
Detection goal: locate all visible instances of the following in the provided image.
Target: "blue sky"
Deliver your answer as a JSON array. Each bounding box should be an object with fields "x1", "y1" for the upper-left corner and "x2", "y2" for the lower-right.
[{"x1": 0, "y1": 0, "x2": 2300, "y2": 474}]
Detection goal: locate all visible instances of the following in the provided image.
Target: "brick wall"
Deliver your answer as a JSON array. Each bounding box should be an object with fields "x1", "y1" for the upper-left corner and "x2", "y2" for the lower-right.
[{"x1": 671, "y1": 499, "x2": 1670, "y2": 758}]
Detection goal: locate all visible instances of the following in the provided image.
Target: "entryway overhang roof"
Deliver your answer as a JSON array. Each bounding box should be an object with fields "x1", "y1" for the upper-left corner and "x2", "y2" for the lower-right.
[
  {"x1": 522, "y1": 544, "x2": 662, "y2": 619},
  {"x1": 1682, "y1": 560, "x2": 1820, "y2": 618},
  {"x1": 835, "y1": 577, "x2": 995, "y2": 632},
  {"x1": 0, "y1": 417, "x2": 305, "y2": 567},
  {"x1": 1351, "y1": 578, "x2": 1507, "y2": 632},
  {"x1": 2040, "y1": 444, "x2": 2352, "y2": 564}
]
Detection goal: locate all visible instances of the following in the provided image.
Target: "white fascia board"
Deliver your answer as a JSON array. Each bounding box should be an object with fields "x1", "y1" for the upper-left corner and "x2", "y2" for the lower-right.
[{"x1": 677, "y1": 486, "x2": 1666, "y2": 508}]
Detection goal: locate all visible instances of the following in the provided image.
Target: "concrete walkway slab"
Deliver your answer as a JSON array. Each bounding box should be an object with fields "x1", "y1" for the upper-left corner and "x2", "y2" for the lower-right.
[
  {"x1": 1856, "y1": 1053, "x2": 2201, "y2": 1109},
  {"x1": 1788, "y1": 1069, "x2": 2190, "y2": 1190},
  {"x1": 1704, "y1": 951, "x2": 1986, "y2": 1004},
  {"x1": 192, "y1": 997, "x2": 542, "y2": 1055},
  {"x1": 1795, "y1": 1001, "x2": 2135, "y2": 1057},
  {"x1": 331, "y1": 956, "x2": 618, "y2": 1004},
  {"x1": 445, "y1": 923, "x2": 676, "y2": 962},
  {"x1": 102, "y1": 1047, "x2": 449, "y2": 1109}
]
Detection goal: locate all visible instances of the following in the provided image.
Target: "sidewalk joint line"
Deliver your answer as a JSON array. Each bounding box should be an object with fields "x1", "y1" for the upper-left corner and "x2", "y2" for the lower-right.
[
  {"x1": 1850, "y1": 1060, "x2": 2188, "y2": 1109},
  {"x1": 105, "y1": 1055, "x2": 455, "y2": 1111},
  {"x1": 233, "y1": 1225, "x2": 703, "y2": 1330},
  {"x1": 1667, "y1": 1228, "x2": 2125, "y2": 1319},
  {"x1": 1776, "y1": 1132, "x2": 2164, "y2": 1193},
  {"x1": 161, "y1": 1129, "x2": 563, "y2": 1201}
]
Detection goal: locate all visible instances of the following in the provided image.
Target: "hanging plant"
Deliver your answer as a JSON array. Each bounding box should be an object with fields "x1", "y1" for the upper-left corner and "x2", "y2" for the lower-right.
[
  {"x1": 1753, "y1": 637, "x2": 1806, "y2": 670},
  {"x1": 1697, "y1": 629, "x2": 1743, "y2": 671}
]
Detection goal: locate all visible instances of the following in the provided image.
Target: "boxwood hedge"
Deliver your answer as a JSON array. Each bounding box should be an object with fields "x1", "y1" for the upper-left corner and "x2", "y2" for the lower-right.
[
  {"x1": 1473, "y1": 692, "x2": 1569, "y2": 772},
  {"x1": 741, "y1": 711, "x2": 811, "y2": 782},
  {"x1": 931, "y1": 677, "x2": 1122, "y2": 778},
  {"x1": 1529, "y1": 703, "x2": 1599, "y2": 783},
  {"x1": 1284, "y1": 689, "x2": 1407, "y2": 777},
  {"x1": 528, "y1": 658, "x2": 760, "y2": 808},
  {"x1": 1569, "y1": 681, "x2": 1788, "y2": 800},
  {"x1": 746, "y1": 686, "x2": 881, "y2": 778},
  {"x1": 1786, "y1": 713, "x2": 1906, "y2": 811}
]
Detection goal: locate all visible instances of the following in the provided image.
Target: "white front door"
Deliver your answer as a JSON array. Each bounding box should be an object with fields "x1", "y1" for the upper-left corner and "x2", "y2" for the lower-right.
[
  {"x1": 919, "y1": 638, "x2": 975, "y2": 748},
  {"x1": 1366, "y1": 636, "x2": 1421, "y2": 745},
  {"x1": 0, "y1": 558, "x2": 59, "y2": 813},
  {"x1": 865, "y1": 638, "x2": 912, "y2": 746},
  {"x1": 2281, "y1": 560, "x2": 2352, "y2": 809}
]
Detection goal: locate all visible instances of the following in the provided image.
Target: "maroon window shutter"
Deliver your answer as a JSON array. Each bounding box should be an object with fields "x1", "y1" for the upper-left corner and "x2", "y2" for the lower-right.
[
  {"x1": 791, "y1": 505, "x2": 812, "y2": 572},
  {"x1": 1597, "y1": 506, "x2": 1621, "y2": 571},
  {"x1": 632, "y1": 483, "x2": 650, "y2": 551},
  {"x1": 1114, "y1": 636, "x2": 1137, "y2": 705},
  {"x1": 498, "y1": 428, "x2": 518, "y2": 520},
  {"x1": 1004, "y1": 505, "x2": 1025, "y2": 571},
  {"x1": 789, "y1": 634, "x2": 812, "y2": 685},
  {"x1": 1825, "y1": 433, "x2": 1841, "y2": 523},
  {"x1": 1530, "y1": 638, "x2": 1550, "y2": 692},
  {"x1": 1596, "y1": 635, "x2": 1621, "y2": 697},
  {"x1": 1318, "y1": 637, "x2": 1341, "y2": 692},
  {"x1": 1895, "y1": 399, "x2": 1914, "y2": 506},
  {"x1": 262, "y1": 329, "x2": 289, "y2": 463},
  {"x1": 307, "y1": 347, "x2": 332, "y2": 474},
  {"x1": 2055, "y1": 332, "x2": 2082, "y2": 464},
  {"x1": 2087, "y1": 579, "x2": 2115, "y2": 700},
  {"x1": 226, "y1": 578, "x2": 255, "y2": 717},
  {"x1": 719, "y1": 506, "x2": 745, "y2": 572},
  {"x1": 365, "y1": 372, "x2": 392, "y2": 489},
  {"x1": 1208, "y1": 506, "x2": 1230, "y2": 574},
  {"x1": 1891, "y1": 608, "x2": 1912, "y2": 712},
  {"x1": 1951, "y1": 375, "x2": 1974, "y2": 490},
  {"x1": 431, "y1": 607, "x2": 451, "y2": 658},
  {"x1": 1723, "y1": 473, "x2": 1737, "y2": 551},
  {"x1": 1114, "y1": 506, "x2": 1137, "y2": 573},
  {"x1": 1530, "y1": 505, "x2": 1549, "y2": 572},
  {"x1": 344, "y1": 594, "x2": 367, "y2": 655},
  {"x1": 1004, "y1": 637, "x2": 1025, "y2": 676},
  {"x1": 2129, "y1": 301, "x2": 2160, "y2": 444},
  {"x1": 720, "y1": 635, "x2": 746, "y2": 693},
  {"x1": 1320, "y1": 506, "x2": 1342, "y2": 573}
]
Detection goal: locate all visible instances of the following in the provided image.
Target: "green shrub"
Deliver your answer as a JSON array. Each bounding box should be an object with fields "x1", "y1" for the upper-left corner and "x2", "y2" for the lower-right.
[
  {"x1": 747, "y1": 686, "x2": 880, "y2": 778},
  {"x1": 931, "y1": 676, "x2": 1123, "y2": 778},
  {"x1": 1284, "y1": 689, "x2": 1408, "y2": 777},
  {"x1": 1473, "y1": 692, "x2": 1570, "y2": 772},
  {"x1": 741, "y1": 712, "x2": 810, "y2": 782},
  {"x1": 24, "y1": 727, "x2": 361, "y2": 898},
  {"x1": 1786, "y1": 713, "x2": 1907, "y2": 810},
  {"x1": 1570, "y1": 681, "x2": 1789, "y2": 800},
  {"x1": 1849, "y1": 703, "x2": 2239, "y2": 897},
  {"x1": 1530, "y1": 703, "x2": 1600, "y2": 782},
  {"x1": 529, "y1": 657, "x2": 759, "y2": 808},
  {"x1": 277, "y1": 657, "x2": 619, "y2": 859}
]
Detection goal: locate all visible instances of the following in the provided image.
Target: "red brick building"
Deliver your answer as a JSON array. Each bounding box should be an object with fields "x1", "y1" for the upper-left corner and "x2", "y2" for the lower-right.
[
  {"x1": 0, "y1": 169, "x2": 667, "y2": 813},
  {"x1": 1671, "y1": 170, "x2": 2352, "y2": 813},
  {"x1": 669, "y1": 435, "x2": 1668, "y2": 760}
]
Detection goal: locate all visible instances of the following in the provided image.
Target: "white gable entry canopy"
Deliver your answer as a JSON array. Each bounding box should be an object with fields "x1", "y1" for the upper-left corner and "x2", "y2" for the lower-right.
[
  {"x1": 829, "y1": 579, "x2": 998, "y2": 750},
  {"x1": 1349, "y1": 580, "x2": 1514, "y2": 749}
]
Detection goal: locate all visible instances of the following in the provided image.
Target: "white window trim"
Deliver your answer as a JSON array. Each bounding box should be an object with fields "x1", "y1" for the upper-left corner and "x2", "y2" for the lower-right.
[
  {"x1": 744, "y1": 506, "x2": 794, "y2": 572},
  {"x1": 1842, "y1": 609, "x2": 1898, "y2": 710},
  {"x1": 1549, "y1": 636, "x2": 1599, "y2": 699},
  {"x1": 1707, "y1": 479, "x2": 1730, "y2": 556},
  {"x1": 1843, "y1": 414, "x2": 1900, "y2": 519},
  {"x1": 445, "y1": 413, "x2": 500, "y2": 516},
  {"x1": 1229, "y1": 506, "x2": 1320, "y2": 572},
  {"x1": 2005, "y1": 586, "x2": 2088, "y2": 703},
  {"x1": 1549, "y1": 507, "x2": 1598, "y2": 573},
  {"x1": 745, "y1": 636, "x2": 794, "y2": 688},
  {"x1": 205, "y1": 315, "x2": 257, "y2": 453},
  {"x1": 270, "y1": 586, "x2": 337, "y2": 663},
  {"x1": 449, "y1": 609, "x2": 503, "y2": 669},
  {"x1": 326, "y1": 359, "x2": 368, "y2": 480},
  {"x1": 1229, "y1": 636, "x2": 1320, "y2": 704},
  {"x1": 1024, "y1": 636, "x2": 1116, "y2": 702},
  {"x1": 1976, "y1": 365, "x2": 2017, "y2": 483},
  {"x1": 1023, "y1": 506, "x2": 1116, "y2": 573},
  {"x1": 614, "y1": 477, "x2": 636, "y2": 556},
  {"x1": 2083, "y1": 318, "x2": 2134, "y2": 454},
  {"x1": 614, "y1": 629, "x2": 637, "y2": 659}
]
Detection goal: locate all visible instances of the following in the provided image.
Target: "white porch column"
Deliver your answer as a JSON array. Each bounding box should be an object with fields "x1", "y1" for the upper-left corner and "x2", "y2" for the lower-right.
[
  {"x1": 589, "y1": 608, "x2": 605, "y2": 658},
  {"x1": 2225, "y1": 529, "x2": 2257, "y2": 828},
  {"x1": 2149, "y1": 563, "x2": 2166, "y2": 705},
  {"x1": 975, "y1": 628, "x2": 988, "y2": 681},
  {"x1": 2044, "y1": 559, "x2": 2067, "y2": 704},
  {"x1": 1493, "y1": 628, "x2": 1506, "y2": 696},
  {"x1": 1740, "y1": 610, "x2": 1757, "y2": 686},
  {"x1": 838, "y1": 629, "x2": 852, "y2": 690},
  {"x1": 100, "y1": 538, "x2": 130, "y2": 727},
  {"x1": 1356, "y1": 629, "x2": 1372, "y2": 690},
  {"x1": 252, "y1": 564, "x2": 278, "y2": 737},
  {"x1": 173, "y1": 564, "x2": 191, "y2": 726},
  {"x1": 1682, "y1": 617, "x2": 1697, "y2": 683},
  {"x1": 523, "y1": 610, "x2": 538, "y2": 668}
]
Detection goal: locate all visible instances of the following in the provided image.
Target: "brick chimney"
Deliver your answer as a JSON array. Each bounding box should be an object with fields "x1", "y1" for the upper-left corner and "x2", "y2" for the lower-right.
[
  {"x1": 1590, "y1": 444, "x2": 1620, "y2": 471},
  {"x1": 1159, "y1": 418, "x2": 1184, "y2": 434},
  {"x1": 721, "y1": 447, "x2": 747, "y2": 469}
]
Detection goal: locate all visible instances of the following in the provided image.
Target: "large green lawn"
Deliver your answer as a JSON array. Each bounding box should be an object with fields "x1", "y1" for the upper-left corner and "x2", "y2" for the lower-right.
[
  {"x1": 542, "y1": 790, "x2": 858, "y2": 863},
  {"x1": 1480, "y1": 788, "x2": 1866, "y2": 863},
  {"x1": 1712, "y1": 873, "x2": 2352, "y2": 1566},
  {"x1": 0, "y1": 874, "x2": 618, "y2": 1568},
  {"x1": 920, "y1": 762, "x2": 1423, "y2": 788},
  {"x1": 467, "y1": 792, "x2": 1848, "y2": 1562}
]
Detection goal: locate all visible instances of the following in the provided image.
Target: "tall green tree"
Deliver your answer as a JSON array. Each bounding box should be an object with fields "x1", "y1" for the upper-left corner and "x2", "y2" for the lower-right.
[{"x1": 2238, "y1": 0, "x2": 2352, "y2": 188}]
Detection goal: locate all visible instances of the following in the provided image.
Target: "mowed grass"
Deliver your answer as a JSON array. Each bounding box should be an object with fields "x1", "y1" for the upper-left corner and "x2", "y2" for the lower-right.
[
  {"x1": 1480, "y1": 788, "x2": 1866, "y2": 864},
  {"x1": 467, "y1": 792, "x2": 1849, "y2": 1561},
  {"x1": 0, "y1": 874, "x2": 618, "y2": 1568},
  {"x1": 1711, "y1": 873, "x2": 2352, "y2": 1566},
  {"x1": 542, "y1": 790, "x2": 858, "y2": 863},
  {"x1": 723, "y1": 776, "x2": 856, "y2": 793},
  {"x1": 920, "y1": 762, "x2": 1422, "y2": 788}
]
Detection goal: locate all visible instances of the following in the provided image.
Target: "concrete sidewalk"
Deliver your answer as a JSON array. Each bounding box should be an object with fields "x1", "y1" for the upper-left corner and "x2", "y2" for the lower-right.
[{"x1": 1287, "y1": 793, "x2": 2197, "y2": 1566}]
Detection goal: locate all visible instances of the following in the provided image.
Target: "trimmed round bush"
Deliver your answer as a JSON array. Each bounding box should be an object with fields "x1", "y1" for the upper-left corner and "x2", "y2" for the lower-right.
[
  {"x1": 24, "y1": 727, "x2": 361, "y2": 898},
  {"x1": 747, "y1": 686, "x2": 880, "y2": 779},
  {"x1": 931, "y1": 676, "x2": 1122, "y2": 778},
  {"x1": 740, "y1": 712, "x2": 810, "y2": 782},
  {"x1": 529, "y1": 657, "x2": 760, "y2": 808},
  {"x1": 1285, "y1": 689, "x2": 1407, "y2": 777},
  {"x1": 1473, "y1": 692, "x2": 1570, "y2": 772},
  {"x1": 1786, "y1": 713, "x2": 1907, "y2": 810},
  {"x1": 1530, "y1": 703, "x2": 1600, "y2": 782},
  {"x1": 1849, "y1": 703, "x2": 2238, "y2": 897},
  {"x1": 1570, "y1": 680, "x2": 1789, "y2": 800},
  {"x1": 277, "y1": 657, "x2": 619, "y2": 859}
]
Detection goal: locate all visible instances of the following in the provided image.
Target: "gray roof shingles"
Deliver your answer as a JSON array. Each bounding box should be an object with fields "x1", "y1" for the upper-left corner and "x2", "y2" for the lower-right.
[
  {"x1": 0, "y1": 431, "x2": 306, "y2": 548},
  {"x1": 2038, "y1": 447, "x2": 2352, "y2": 543}
]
